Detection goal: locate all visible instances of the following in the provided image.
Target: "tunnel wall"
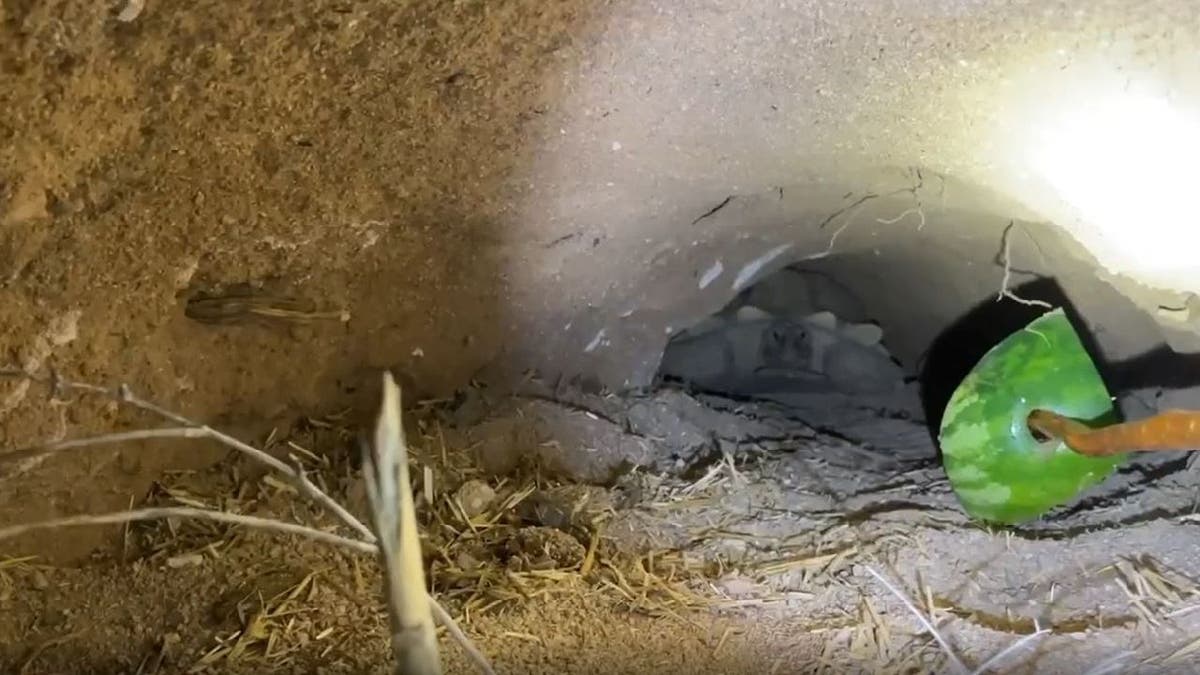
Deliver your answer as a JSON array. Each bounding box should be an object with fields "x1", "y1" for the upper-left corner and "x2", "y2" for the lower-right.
[
  {"x1": 505, "y1": 169, "x2": 1168, "y2": 400},
  {"x1": 501, "y1": 0, "x2": 1200, "y2": 402}
]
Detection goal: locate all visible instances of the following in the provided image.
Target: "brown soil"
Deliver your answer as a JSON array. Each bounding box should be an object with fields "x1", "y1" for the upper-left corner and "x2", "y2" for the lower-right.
[
  {"x1": 0, "y1": 396, "x2": 836, "y2": 675},
  {"x1": 0, "y1": 0, "x2": 596, "y2": 562}
]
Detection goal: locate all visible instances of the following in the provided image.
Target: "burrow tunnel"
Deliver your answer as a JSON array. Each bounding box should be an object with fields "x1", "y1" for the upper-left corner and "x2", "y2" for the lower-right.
[
  {"x1": 513, "y1": 173, "x2": 1200, "y2": 529},
  {"x1": 3, "y1": 0, "x2": 1200, "y2": 671}
]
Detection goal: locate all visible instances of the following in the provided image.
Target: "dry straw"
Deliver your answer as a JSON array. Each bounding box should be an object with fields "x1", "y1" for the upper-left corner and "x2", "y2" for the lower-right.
[{"x1": 0, "y1": 368, "x2": 493, "y2": 674}]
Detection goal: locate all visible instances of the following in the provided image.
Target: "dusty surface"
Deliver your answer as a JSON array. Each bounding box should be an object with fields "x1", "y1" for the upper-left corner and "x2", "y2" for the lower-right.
[
  {"x1": 505, "y1": 0, "x2": 1200, "y2": 379},
  {"x1": 5, "y1": 1, "x2": 1200, "y2": 674}
]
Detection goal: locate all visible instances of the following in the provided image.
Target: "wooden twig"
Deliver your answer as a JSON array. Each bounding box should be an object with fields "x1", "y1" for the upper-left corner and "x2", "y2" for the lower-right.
[
  {"x1": 969, "y1": 622, "x2": 1048, "y2": 674},
  {"x1": 428, "y1": 602, "x2": 496, "y2": 675},
  {"x1": 0, "y1": 368, "x2": 496, "y2": 674},
  {"x1": 0, "y1": 506, "x2": 377, "y2": 554},
  {"x1": 0, "y1": 508, "x2": 499, "y2": 674},
  {"x1": 0, "y1": 368, "x2": 374, "y2": 542},
  {"x1": 364, "y1": 371, "x2": 442, "y2": 675},
  {"x1": 0, "y1": 427, "x2": 207, "y2": 466}
]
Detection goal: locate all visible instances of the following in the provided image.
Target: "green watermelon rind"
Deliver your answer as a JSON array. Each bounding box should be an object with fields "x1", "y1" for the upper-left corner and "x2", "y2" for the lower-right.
[{"x1": 938, "y1": 308, "x2": 1127, "y2": 525}]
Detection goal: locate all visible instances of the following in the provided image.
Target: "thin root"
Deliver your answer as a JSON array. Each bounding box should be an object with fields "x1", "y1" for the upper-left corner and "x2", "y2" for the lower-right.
[
  {"x1": 876, "y1": 206, "x2": 926, "y2": 230},
  {"x1": 996, "y1": 222, "x2": 1052, "y2": 309}
]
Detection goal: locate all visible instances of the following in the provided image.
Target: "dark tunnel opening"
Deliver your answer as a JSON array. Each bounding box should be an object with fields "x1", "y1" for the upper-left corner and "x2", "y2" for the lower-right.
[
  {"x1": 655, "y1": 259, "x2": 1046, "y2": 424},
  {"x1": 915, "y1": 276, "x2": 1097, "y2": 439},
  {"x1": 655, "y1": 263, "x2": 913, "y2": 400},
  {"x1": 651, "y1": 253, "x2": 1200, "y2": 473},
  {"x1": 654, "y1": 256, "x2": 941, "y2": 465}
]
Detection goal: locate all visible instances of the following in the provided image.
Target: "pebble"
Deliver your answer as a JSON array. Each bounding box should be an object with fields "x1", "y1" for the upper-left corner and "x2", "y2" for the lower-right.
[{"x1": 456, "y1": 479, "x2": 496, "y2": 518}]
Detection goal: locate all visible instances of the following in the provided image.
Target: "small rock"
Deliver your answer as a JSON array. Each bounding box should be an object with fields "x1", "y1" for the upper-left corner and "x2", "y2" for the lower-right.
[
  {"x1": 30, "y1": 569, "x2": 49, "y2": 590},
  {"x1": 715, "y1": 538, "x2": 748, "y2": 559},
  {"x1": 518, "y1": 492, "x2": 574, "y2": 529},
  {"x1": 715, "y1": 574, "x2": 760, "y2": 598},
  {"x1": 455, "y1": 480, "x2": 496, "y2": 518},
  {"x1": 166, "y1": 552, "x2": 204, "y2": 568},
  {"x1": 455, "y1": 551, "x2": 481, "y2": 573}
]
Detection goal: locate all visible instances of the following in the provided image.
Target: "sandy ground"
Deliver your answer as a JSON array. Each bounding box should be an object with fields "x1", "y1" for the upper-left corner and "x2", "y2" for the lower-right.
[
  {"x1": 5, "y1": 379, "x2": 1200, "y2": 673},
  {"x1": 7, "y1": 2, "x2": 1200, "y2": 674}
]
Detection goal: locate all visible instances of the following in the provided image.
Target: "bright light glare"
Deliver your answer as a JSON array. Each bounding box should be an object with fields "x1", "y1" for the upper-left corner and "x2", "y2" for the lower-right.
[{"x1": 1030, "y1": 95, "x2": 1200, "y2": 274}]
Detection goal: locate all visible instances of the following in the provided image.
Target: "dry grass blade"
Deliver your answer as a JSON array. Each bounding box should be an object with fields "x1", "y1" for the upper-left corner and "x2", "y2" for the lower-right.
[
  {"x1": 0, "y1": 427, "x2": 207, "y2": 466},
  {"x1": 0, "y1": 368, "x2": 493, "y2": 673},
  {"x1": 969, "y1": 623, "x2": 1049, "y2": 675},
  {"x1": 428, "y1": 602, "x2": 496, "y2": 675},
  {"x1": 1082, "y1": 650, "x2": 1134, "y2": 675},
  {"x1": 0, "y1": 506, "x2": 377, "y2": 554},
  {"x1": 864, "y1": 565, "x2": 969, "y2": 675},
  {"x1": 364, "y1": 371, "x2": 442, "y2": 675},
  {"x1": 0, "y1": 368, "x2": 373, "y2": 543},
  {"x1": 1165, "y1": 633, "x2": 1200, "y2": 665}
]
